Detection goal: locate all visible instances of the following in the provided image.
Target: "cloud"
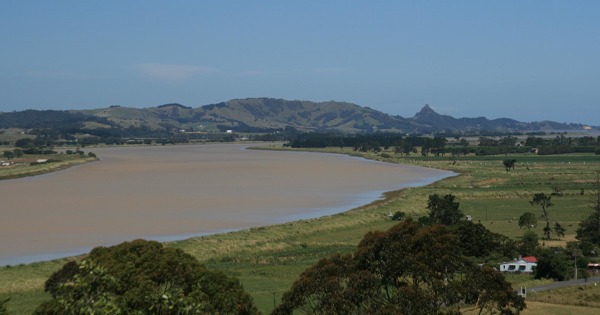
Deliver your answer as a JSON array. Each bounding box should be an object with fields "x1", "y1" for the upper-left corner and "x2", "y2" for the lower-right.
[
  {"x1": 134, "y1": 63, "x2": 216, "y2": 81},
  {"x1": 24, "y1": 71, "x2": 113, "y2": 79}
]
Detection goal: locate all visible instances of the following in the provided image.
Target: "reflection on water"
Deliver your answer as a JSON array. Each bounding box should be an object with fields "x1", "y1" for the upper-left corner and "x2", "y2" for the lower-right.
[{"x1": 0, "y1": 144, "x2": 453, "y2": 265}]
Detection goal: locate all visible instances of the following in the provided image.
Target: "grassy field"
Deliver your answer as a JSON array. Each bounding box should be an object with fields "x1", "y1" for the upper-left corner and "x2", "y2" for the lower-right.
[
  {"x1": 0, "y1": 154, "x2": 98, "y2": 181},
  {"x1": 1, "y1": 145, "x2": 600, "y2": 314},
  {"x1": 0, "y1": 129, "x2": 34, "y2": 143},
  {"x1": 528, "y1": 281, "x2": 600, "y2": 308}
]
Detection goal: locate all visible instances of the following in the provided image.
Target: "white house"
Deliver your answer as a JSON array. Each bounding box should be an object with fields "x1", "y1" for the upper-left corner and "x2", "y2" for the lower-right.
[
  {"x1": 499, "y1": 256, "x2": 537, "y2": 273},
  {"x1": 226, "y1": 130, "x2": 233, "y2": 134}
]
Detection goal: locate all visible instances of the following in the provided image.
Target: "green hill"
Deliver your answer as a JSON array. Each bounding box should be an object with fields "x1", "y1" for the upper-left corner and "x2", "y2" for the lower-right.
[{"x1": 1, "y1": 98, "x2": 592, "y2": 133}]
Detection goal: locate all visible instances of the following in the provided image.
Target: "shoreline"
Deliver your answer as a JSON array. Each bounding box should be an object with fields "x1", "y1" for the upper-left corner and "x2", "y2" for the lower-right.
[
  {"x1": 0, "y1": 157, "x2": 98, "y2": 182},
  {"x1": 3, "y1": 146, "x2": 599, "y2": 313},
  {"x1": 0, "y1": 144, "x2": 453, "y2": 267}
]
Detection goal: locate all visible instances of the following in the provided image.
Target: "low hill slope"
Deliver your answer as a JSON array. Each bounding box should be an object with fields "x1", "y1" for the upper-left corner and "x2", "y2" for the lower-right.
[
  {"x1": 1, "y1": 98, "x2": 592, "y2": 133},
  {"x1": 410, "y1": 104, "x2": 586, "y2": 131}
]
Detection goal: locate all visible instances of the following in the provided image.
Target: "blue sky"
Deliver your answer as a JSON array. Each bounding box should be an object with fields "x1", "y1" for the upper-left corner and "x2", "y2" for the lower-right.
[{"x1": 0, "y1": 1, "x2": 598, "y2": 125}]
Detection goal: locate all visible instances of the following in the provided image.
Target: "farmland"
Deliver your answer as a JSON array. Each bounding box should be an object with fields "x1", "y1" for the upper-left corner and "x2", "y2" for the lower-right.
[{"x1": 1, "y1": 145, "x2": 600, "y2": 314}]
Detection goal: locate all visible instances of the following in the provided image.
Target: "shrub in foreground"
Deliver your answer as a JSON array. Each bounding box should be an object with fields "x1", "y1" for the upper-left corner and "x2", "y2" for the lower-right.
[
  {"x1": 35, "y1": 239, "x2": 258, "y2": 315},
  {"x1": 272, "y1": 219, "x2": 525, "y2": 315}
]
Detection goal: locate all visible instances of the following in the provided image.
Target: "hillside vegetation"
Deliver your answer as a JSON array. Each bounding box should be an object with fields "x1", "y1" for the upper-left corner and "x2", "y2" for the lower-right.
[{"x1": 1, "y1": 98, "x2": 591, "y2": 135}]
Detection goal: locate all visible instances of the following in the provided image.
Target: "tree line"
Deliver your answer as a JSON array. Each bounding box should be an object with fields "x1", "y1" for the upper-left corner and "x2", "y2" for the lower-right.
[{"x1": 288, "y1": 133, "x2": 450, "y2": 156}]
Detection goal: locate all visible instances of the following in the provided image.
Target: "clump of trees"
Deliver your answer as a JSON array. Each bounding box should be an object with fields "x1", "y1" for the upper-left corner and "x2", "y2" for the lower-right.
[
  {"x1": 287, "y1": 133, "x2": 448, "y2": 156},
  {"x1": 272, "y1": 219, "x2": 525, "y2": 315},
  {"x1": 527, "y1": 135, "x2": 599, "y2": 155},
  {"x1": 534, "y1": 247, "x2": 569, "y2": 281},
  {"x1": 451, "y1": 221, "x2": 517, "y2": 259},
  {"x1": 35, "y1": 239, "x2": 258, "y2": 315}
]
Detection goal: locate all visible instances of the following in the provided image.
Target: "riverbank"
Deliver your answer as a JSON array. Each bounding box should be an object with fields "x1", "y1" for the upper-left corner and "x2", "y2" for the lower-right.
[
  {"x1": 2, "y1": 145, "x2": 599, "y2": 314},
  {"x1": 0, "y1": 156, "x2": 98, "y2": 181},
  {"x1": 0, "y1": 144, "x2": 448, "y2": 266}
]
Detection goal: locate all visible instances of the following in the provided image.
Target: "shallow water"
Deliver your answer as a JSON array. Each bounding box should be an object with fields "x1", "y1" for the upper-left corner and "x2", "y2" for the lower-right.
[{"x1": 0, "y1": 144, "x2": 453, "y2": 265}]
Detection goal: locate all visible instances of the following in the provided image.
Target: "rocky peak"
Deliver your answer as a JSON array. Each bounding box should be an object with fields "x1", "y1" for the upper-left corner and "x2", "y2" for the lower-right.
[{"x1": 415, "y1": 104, "x2": 438, "y2": 118}]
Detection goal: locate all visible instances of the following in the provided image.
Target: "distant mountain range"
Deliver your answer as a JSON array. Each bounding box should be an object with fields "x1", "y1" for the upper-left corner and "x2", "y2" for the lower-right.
[{"x1": 0, "y1": 98, "x2": 593, "y2": 133}]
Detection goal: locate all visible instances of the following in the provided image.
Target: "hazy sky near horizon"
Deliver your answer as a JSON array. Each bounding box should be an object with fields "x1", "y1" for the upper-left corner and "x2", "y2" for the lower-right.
[{"x1": 1, "y1": 1, "x2": 598, "y2": 125}]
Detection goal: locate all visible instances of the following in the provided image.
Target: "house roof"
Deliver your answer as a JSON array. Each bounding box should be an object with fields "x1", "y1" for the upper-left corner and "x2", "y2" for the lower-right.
[
  {"x1": 500, "y1": 256, "x2": 538, "y2": 265},
  {"x1": 522, "y1": 256, "x2": 538, "y2": 263}
]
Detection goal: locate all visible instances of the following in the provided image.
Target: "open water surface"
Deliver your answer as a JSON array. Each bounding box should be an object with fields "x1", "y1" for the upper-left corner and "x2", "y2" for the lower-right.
[{"x1": 0, "y1": 144, "x2": 453, "y2": 265}]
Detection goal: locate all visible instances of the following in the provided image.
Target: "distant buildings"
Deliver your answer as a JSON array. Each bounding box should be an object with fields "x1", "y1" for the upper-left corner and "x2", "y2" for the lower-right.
[
  {"x1": 226, "y1": 130, "x2": 233, "y2": 134},
  {"x1": 499, "y1": 256, "x2": 537, "y2": 273}
]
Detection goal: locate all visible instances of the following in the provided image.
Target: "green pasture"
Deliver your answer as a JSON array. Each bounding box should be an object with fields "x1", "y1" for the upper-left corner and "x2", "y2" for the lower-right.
[
  {"x1": 0, "y1": 154, "x2": 97, "y2": 181},
  {"x1": 0, "y1": 134, "x2": 35, "y2": 143},
  {"x1": 528, "y1": 281, "x2": 600, "y2": 308},
  {"x1": 1, "y1": 146, "x2": 600, "y2": 314}
]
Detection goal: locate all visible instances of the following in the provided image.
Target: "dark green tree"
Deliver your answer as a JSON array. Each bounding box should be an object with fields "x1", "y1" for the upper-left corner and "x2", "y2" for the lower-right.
[
  {"x1": 530, "y1": 193, "x2": 553, "y2": 239},
  {"x1": 13, "y1": 148, "x2": 23, "y2": 158},
  {"x1": 451, "y1": 221, "x2": 517, "y2": 259},
  {"x1": 534, "y1": 247, "x2": 568, "y2": 281},
  {"x1": 576, "y1": 172, "x2": 600, "y2": 245},
  {"x1": 576, "y1": 256, "x2": 591, "y2": 282},
  {"x1": 44, "y1": 261, "x2": 80, "y2": 297},
  {"x1": 35, "y1": 239, "x2": 258, "y2": 315},
  {"x1": 502, "y1": 159, "x2": 517, "y2": 172},
  {"x1": 421, "y1": 138, "x2": 431, "y2": 156},
  {"x1": 402, "y1": 141, "x2": 413, "y2": 157},
  {"x1": 391, "y1": 211, "x2": 405, "y2": 221},
  {"x1": 520, "y1": 231, "x2": 539, "y2": 256},
  {"x1": 551, "y1": 185, "x2": 565, "y2": 196},
  {"x1": 2, "y1": 151, "x2": 13, "y2": 160},
  {"x1": 554, "y1": 222, "x2": 566, "y2": 238},
  {"x1": 427, "y1": 194, "x2": 463, "y2": 226},
  {"x1": 272, "y1": 219, "x2": 525, "y2": 315},
  {"x1": 518, "y1": 212, "x2": 537, "y2": 230}
]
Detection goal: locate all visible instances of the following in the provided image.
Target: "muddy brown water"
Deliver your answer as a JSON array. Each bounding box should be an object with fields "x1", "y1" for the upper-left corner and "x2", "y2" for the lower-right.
[{"x1": 0, "y1": 144, "x2": 453, "y2": 265}]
